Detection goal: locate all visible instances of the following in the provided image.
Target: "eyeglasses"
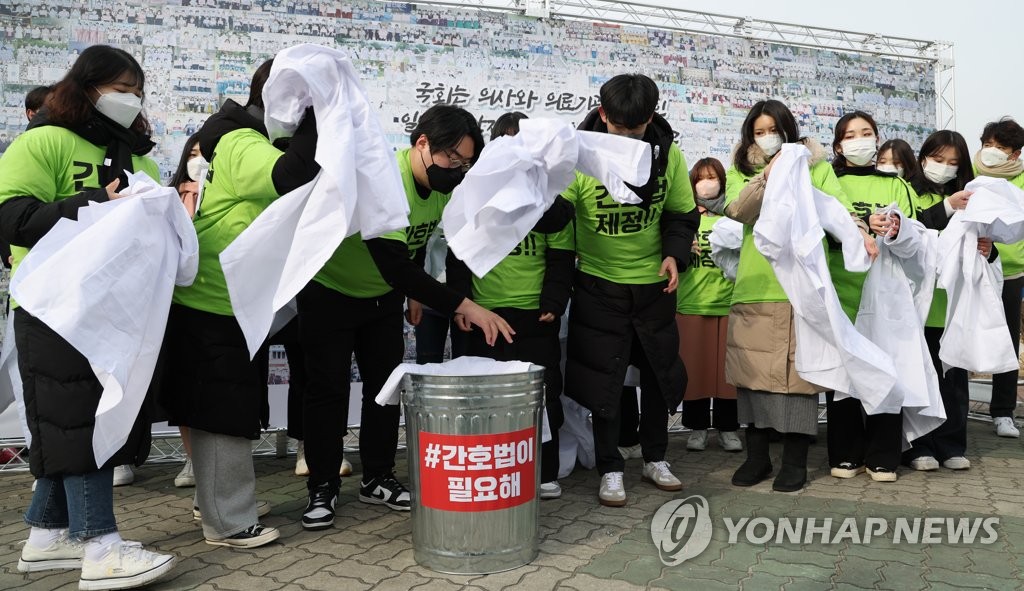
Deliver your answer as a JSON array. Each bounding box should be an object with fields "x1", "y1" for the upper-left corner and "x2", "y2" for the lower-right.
[{"x1": 441, "y1": 148, "x2": 472, "y2": 173}]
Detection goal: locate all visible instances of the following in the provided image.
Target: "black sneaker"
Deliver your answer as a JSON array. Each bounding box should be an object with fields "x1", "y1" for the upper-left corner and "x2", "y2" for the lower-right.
[
  {"x1": 359, "y1": 472, "x2": 411, "y2": 511},
  {"x1": 205, "y1": 523, "x2": 280, "y2": 548},
  {"x1": 302, "y1": 482, "x2": 338, "y2": 530}
]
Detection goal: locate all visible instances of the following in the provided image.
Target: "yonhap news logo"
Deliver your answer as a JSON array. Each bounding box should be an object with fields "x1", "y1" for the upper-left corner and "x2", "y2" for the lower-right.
[
  {"x1": 651, "y1": 495, "x2": 1000, "y2": 566},
  {"x1": 650, "y1": 495, "x2": 713, "y2": 566}
]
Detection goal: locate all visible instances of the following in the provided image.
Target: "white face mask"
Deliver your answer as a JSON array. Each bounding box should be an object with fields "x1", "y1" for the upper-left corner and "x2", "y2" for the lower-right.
[
  {"x1": 876, "y1": 164, "x2": 904, "y2": 178},
  {"x1": 840, "y1": 137, "x2": 877, "y2": 166},
  {"x1": 694, "y1": 179, "x2": 721, "y2": 199},
  {"x1": 94, "y1": 88, "x2": 142, "y2": 129},
  {"x1": 923, "y1": 158, "x2": 958, "y2": 185},
  {"x1": 979, "y1": 146, "x2": 1010, "y2": 167},
  {"x1": 755, "y1": 133, "x2": 783, "y2": 157},
  {"x1": 186, "y1": 155, "x2": 208, "y2": 182}
]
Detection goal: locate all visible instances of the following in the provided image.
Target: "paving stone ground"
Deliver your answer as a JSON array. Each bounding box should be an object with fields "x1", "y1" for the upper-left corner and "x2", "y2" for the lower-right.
[{"x1": 1, "y1": 419, "x2": 1022, "y2": 590}]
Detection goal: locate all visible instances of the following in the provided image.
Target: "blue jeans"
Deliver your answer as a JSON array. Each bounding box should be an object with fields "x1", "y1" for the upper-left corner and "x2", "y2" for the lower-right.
[{"x1": 24, "y1": 467, "x2": 117, "y2": 540}]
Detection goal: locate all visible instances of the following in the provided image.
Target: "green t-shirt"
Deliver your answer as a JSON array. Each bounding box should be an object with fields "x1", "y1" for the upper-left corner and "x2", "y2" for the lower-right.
[
  {"x1": 562, "y1": 143, "x2": 695, "y2": 285},
  {"x1": 828, "y1": 170, "x2": 917, "y2": 321},
  {"x1": 727, "y1": 160, "x2": 849, "y2": 305},
  {"x1": 914, "y1": 191, "x2": 949, "y2": 328},
  {"x1": 173, "y1": 128, "x2": 281, "y2": 315},
  {"x1": 0, "y1": 125, "x2": 160, "y2": 308},
  {"x1": 676, "y1": 213, "x2": 733, "y2": 316},
  {"x1": 472, "y1": 225, "x2": 574, "y2": 310},
  {"x1": 313, "y1": 147, "x2": 450, "y2": 298}
]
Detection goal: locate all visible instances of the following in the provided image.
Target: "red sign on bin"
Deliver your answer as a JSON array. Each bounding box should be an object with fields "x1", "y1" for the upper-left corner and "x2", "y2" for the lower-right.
[{"x1": 418, "y1": 427, "x2": 536, "y2": 511}]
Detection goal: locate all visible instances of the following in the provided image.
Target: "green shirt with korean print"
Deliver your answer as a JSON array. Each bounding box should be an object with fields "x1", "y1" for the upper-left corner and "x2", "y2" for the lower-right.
[
  {"x1": 313, "y1": 147, "x2": 450, "y2": 298},
  {"x1": 676, "y1": 213, "x2": 734, "y2": 316},
  {"x1": 562, "y1": 143, "x2": 695, "y2": 285},
  {"x1": 0, "y1": 125, "x2": 160, "y2": 308},
  {"x1": 471, "y1": 226, "x2": 575, "y2": 310}
]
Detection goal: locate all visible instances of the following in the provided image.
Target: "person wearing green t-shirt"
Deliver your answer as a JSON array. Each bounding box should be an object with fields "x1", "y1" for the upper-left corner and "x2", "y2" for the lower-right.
[
  {"x1": 723, "y1": 99, "x2": 875, "y2": 494},
  {"x1": 676, "y1": 158, "x2": 741, "y2": 453},
  {"x1": 297, "y1": 105, "x2": 513, "y2": 530},
  {"x1": 825, "y1": 111, "x2": 919, "y2": 484},
  {"x1": 444, "y1": 111, "x2": 575, "y2": 500},
  {"x1": 906, "y1": 130, "x2": 996, "y2": 473},
  {"x1": 562, "y1": 74, "x2": 700, "y2": 507},
  {"x1": 161, "y1": 59, "x2": 321, "y2": 549},
  {"x1": 0, "y1": 45, "x2": 175, "y2": 589},
  {"x1": 973, "y1": 117, "x2": 1024, "y2": 439}
]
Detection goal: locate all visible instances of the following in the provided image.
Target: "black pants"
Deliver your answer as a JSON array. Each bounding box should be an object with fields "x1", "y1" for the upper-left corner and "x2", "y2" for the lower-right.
[
  {"x1": 905, "y1": 327, "x2": 969, "y2": 462},
  {"x1": 682, "y1": 398, "x2": 739, "y2": 431},
  {"x1": 825, "y1": 393, "x2": 902, "y2": 470},
  {"x1": 466, "y1": 307, "x2": 564, "y2": 483},
  {"x1": 415, "y1": 306, "x2": 467, "y2": 364},
  {"x1": 593, "y1": 334, "x2": 669, "y2": 475},
  {"x1": 991, "y1": 276, "x2": 1024, "y2": 418},
  {"x1": 271, "y1": 318, "x2": 308, "y2": 441},
  {"x1": 297, "y1": 281, "x2": 405, "y2": 488}
]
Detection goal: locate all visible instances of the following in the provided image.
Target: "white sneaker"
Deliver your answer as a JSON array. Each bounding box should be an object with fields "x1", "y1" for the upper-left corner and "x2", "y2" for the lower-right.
[
  {"x1": 909, "y1": 456, "x2": 940, "y2": 471},
  {"x1": 194, "y1": 500, "x2": 270, "y2": 520},
  {"x1": 642, "y1": 461, "x2": 683, "y2": 491},
  {"x1": 18, "y1": 532, "x2": 84, "y2": 572},
  {"x1": 173, "y1": 459, "x2": 194, "y2": 488},
  {"x1": 994, "y1": 417, "x2": 1020, "y2": 438},
  {"x1": 617, "y1": 443, "x2": 643, "y2": 460},
  {"x1": 295, "y1": 442, "x2": 309, "y2": 477},
  {"x1": 598, "y1": 472, "x2": 626, "y2": 507},
  {"x1": 539, "y1": 481, "x2": 562, "y2": 499},
  {"x1": 943, "y1": 456, "x2": 971, "y2": 470},
  {"x1": 719, "y1": 431, "x2": 743, "y2": 452},
  {"x1": 79, "y1": 541, "x2": 175, "y2": 591},
  {"x1": 340, "y1": 455, "x2": 353, "y2": 476},
  {"x1": 111, "y1": 465, "x2": 134, "y2": 487},
  {"x1": 687, "y1": 430, "x2": 708, "y2": 451}
]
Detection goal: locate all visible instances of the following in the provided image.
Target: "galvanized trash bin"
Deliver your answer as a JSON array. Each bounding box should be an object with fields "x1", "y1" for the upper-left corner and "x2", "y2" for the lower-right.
[{"x1": 401, "y1": 366, "x2": 545, "y2": 575}]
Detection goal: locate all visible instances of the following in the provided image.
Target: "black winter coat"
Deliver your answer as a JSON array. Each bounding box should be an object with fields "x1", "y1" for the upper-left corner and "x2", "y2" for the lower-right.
[
  {"x1": 564, "y1": 271, "x2": 686, "y2": 418},
  {"x1": 16, "y1": 309, "x2": 151, "y2": 477}
]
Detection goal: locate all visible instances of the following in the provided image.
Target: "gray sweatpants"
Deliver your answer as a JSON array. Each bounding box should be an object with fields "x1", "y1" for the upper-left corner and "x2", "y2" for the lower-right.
[{"x1": 190, "y1": 428, "x2": 258, "y2": 539}]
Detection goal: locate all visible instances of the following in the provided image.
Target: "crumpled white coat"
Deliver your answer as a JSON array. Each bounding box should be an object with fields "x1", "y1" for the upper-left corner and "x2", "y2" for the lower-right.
[
  {"x1": 443, "y1": 118, "x2": 652, "y2": 277},
  {"x1": 6, "y1": 172, "x2": 198, "y2": 466},
  {"x1": 374, "y1": 356, "x2": 551, "y2": 442},
  {"x1": 849, "y1": 205, "x2": 945, "y2": 446},
  {"x1": 753, "y1": 144, "x2": 897, "y2": 400},
  {"x1": 708, "y1": 217, "x2": 744, "y2": 281},
  {"x1": 220, "y1": 44, "x2": 410, "y2": 357},
  {"x1": 935, "y1": 176, "x2": 1024, "y2": 374}
]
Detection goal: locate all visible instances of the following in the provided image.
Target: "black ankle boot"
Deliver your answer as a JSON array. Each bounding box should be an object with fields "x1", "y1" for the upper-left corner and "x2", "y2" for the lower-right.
[
  {"x1": 732, "y1": 427, "x2": 773, "y2": 486},
  {"x1": 773, "y1": 433, "x2": 810, "y2": 492}
]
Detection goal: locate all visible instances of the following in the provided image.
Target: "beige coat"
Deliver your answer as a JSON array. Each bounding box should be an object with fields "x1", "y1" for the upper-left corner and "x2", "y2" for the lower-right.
[{"x1": 724, "y1": 302, "x2": 822, "y2": 395}]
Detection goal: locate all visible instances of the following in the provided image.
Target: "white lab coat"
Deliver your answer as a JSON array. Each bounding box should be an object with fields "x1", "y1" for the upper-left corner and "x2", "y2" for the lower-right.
[
  {"x1": 753, "y1": 144, "x2": 897, "y2": 401},
  {"x1": 7, "y1": 174, "x2": 198, "y2": 466},
  {"x1": 443, "y1": 118, "x2": 652, "y2": 277},
  {"x1": 850, "y1": 206, "x2": 945, "y2": 446},
  {"x1": 934, "y1": 178, "x2": 1024, "y2": 374},
  {"x1": 220, "y1": 44, "x2": 410, "y2": 357},
  {"x1": 708, "y1": 217, "x2": 744, "y2": 281}
]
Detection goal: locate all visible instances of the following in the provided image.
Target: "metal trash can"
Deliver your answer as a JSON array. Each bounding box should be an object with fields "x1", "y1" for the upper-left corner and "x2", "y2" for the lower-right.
[{"x1": 402, "y1": 367, "x2": 544, "y2": 574}]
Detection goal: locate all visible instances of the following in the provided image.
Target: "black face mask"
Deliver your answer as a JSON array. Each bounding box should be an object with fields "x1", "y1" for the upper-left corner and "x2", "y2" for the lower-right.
[{"x1": 420, "y1": 150, "x2": 465, "y2": 194}]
